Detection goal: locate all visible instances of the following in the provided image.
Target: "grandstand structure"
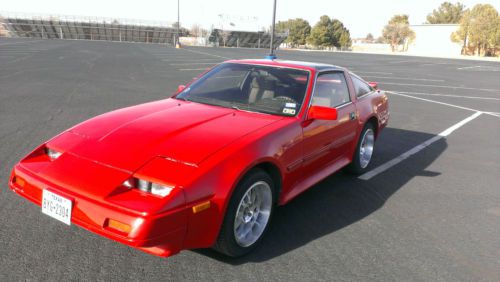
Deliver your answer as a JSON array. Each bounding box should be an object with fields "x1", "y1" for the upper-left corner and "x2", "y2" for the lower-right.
[
  {"x1": 0, "y1": 13, "x2": 179, "y2": 44},
  {"x1": 208, "y1": 29, "x2": 287, "y2": 48},
  {"x1": 0, "y1": 16, "x2": 9, "y2": 37},
  {"x1": 0, "y1": 12, "x2": 288, "y2": 49}
]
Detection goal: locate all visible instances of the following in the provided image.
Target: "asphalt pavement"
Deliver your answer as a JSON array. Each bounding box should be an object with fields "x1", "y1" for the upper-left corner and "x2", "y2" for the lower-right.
[{"x1": 1, "y1": 38, "x2": 499, "y2": 281}]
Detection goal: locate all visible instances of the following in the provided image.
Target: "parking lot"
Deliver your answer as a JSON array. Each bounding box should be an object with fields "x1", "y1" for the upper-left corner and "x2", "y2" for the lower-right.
[{"x1": 1, "y1": 38, "x2": 499, "y2": 281}]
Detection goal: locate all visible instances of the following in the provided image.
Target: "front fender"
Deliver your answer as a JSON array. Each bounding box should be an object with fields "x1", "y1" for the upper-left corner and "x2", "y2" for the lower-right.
[{"x1": 180, "y1": 119, "x2": 299, "y2": 249}]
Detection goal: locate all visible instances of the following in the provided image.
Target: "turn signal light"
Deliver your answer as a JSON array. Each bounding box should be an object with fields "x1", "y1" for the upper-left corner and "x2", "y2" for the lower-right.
[
  {"x1": 192, "y1": 201, "x2": 211, "y2": 214},
  {"x1": 107, "y1": 219, "x2": 131, "y2": 234},
  {"x1": 13, "y1": 176, "x2": 26, "y2": 187}
]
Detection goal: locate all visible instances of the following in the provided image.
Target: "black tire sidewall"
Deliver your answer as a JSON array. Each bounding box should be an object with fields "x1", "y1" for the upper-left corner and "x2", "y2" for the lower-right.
[
  {"x1": 348, "y1": 123, "x2": 375, "y2": 175},
  {"x1": 214, "y1": 169, "x2": 275, "y2": 257}
]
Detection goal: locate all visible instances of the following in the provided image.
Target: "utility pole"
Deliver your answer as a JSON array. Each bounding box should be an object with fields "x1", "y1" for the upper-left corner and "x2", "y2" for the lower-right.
[
  {"x1": 176, "y1": 0, "x2": 181, "y2": 48},
  {"x1": 267, "y1": 0, "x2": 277, "y2": 59}
]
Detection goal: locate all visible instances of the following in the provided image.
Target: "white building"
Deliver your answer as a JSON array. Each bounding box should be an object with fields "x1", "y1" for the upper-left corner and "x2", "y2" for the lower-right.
[{"x1": 408, "y1": 24, "x2": 462, "y2": 56}]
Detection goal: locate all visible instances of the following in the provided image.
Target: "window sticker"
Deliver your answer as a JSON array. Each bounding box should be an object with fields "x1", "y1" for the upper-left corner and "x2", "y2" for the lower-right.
[{"x1": 283, "y1": 108, "x2": 296, "y2": 115}]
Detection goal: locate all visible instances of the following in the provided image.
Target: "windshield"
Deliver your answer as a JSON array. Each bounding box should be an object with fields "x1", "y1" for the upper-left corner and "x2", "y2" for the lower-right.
[{"x1": 176, "y1": 63, "x2": 310, "y2": 116}]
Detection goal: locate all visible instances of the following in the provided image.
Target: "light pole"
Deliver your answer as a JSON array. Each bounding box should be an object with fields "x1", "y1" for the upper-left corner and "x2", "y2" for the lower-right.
[
  {"x1": 267, "y1": 0, "x2": 277, "y2": 59},
  {"x1": 176, "y1": 0, "x2": 181, "y2": 48}
]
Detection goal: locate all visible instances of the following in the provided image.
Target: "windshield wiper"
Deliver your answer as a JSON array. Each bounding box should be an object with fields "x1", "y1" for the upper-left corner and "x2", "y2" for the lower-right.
[
  {"x1": 231, "y1": 104, "x2": 242, "y2": 111},
  {"x1": 176, "y1": 96, "x2": 189, "y2": 101}
]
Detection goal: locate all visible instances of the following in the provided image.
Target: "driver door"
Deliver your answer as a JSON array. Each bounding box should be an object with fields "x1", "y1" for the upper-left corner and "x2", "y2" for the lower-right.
[{"x1": 300, "y1": 71, "x2": 358, "y2": 178}]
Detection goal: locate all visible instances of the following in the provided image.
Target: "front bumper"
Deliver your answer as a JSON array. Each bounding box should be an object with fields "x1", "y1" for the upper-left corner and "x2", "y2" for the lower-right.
[{"x1": 9, "y1": 164, "x2": 188, "y2": 257}]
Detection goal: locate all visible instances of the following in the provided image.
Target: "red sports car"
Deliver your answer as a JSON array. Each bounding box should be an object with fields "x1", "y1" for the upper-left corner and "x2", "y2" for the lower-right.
[{"x1": 10, "y1": 59, "x2": 389, "y2": 258}]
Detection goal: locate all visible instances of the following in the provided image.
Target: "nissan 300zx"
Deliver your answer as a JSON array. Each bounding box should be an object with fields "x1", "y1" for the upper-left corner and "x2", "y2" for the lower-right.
[{"x1": 10, "y1": 59, "x2": 389, "y2": 258}]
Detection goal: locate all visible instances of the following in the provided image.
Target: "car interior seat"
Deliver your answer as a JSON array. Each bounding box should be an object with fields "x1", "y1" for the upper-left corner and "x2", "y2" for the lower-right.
[
  {"x1": 331, "y1": 84, "x2": 349, "y2": 106},
  {"x1": 311, "y1": 82, "x2": 333, "y2": 107},
  {"x1": 312, "y1": 82, "x2": 349, "y2": 108},
  {"x1": 248, "y1": 76, "x2": 275, "y2": 103}
]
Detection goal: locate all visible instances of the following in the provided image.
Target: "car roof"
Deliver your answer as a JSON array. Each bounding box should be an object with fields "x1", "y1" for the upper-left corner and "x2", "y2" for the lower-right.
[{"x1": 225, "y1": 59, "x2": 345, "y2": 72}]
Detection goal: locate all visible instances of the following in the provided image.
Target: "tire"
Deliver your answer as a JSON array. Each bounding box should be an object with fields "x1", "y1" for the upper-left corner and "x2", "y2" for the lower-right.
[
  {"x1": 213, "y1": 169, "x2": 275, "y2": 257},
  {"x1": 347, "y1": 123, "x2": 376, "y2": 175}
]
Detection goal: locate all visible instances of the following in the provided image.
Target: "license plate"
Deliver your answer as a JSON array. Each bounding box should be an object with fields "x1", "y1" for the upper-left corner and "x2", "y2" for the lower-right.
[{"x1": 42, "y1": 189, "x2": 72, "y2": 225}]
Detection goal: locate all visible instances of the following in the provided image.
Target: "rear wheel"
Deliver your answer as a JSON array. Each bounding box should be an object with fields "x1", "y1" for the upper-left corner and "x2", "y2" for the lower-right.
[
  {"x1": 347, "y1": 123, "x2": 376, "y2": 175},
  {"x1": 213, "y1": 169, "x2": 274, "y2": 257}
]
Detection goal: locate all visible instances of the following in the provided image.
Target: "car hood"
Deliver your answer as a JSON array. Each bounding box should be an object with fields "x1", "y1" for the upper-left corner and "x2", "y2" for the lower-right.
[{"x1": 48, "y1": 98, "x2": 283, "y2": 172}]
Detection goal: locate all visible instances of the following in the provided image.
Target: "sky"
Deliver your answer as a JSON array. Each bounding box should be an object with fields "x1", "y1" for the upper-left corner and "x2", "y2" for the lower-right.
[{"x1": 1, "y1": 0, "x2": 499, "y2": 38}]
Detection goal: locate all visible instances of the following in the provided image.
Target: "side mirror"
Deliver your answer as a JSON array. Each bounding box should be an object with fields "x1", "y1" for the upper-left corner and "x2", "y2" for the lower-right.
[
  {"x1": 308, "y1": 105, "x2": 338, "y2": 120},
  {"x1": 177, "y1": 84, "x2": 186, "y2": 93},
  {"x1": 368, "y1": 81, "x2": 378, "y2": 90}
]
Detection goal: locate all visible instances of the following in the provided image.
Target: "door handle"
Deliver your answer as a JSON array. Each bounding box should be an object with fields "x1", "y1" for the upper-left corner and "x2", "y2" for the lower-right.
[{"x1": 349, "y1": 112, "x2": 356, "y2": 120}]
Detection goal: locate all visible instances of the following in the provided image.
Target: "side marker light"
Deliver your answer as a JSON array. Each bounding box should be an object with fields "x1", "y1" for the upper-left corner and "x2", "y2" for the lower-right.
[{"x1": 192, "y1": 201, "x2": 211, "y2": 214}]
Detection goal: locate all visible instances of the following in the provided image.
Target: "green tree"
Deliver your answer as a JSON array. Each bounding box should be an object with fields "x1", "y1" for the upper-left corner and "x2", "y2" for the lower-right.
[
  {"x1": 453, "y1": 4, "x2": 499, "y2": 56},
  {"x1": 275, "y1": 21, "x2": 289, "y2": 34},
  {"x1": 307, "y1": 15, "x2": 333, "y2": 47},
  {"x1": 307, "y1": 15, "x2": 351, "y2": 49},
  {"x1": 451, "y1": 9, "x2": 471, "y2": 54},
  {"x1": 366, "y1": 33, "x2": 374, "y2": 42},
  {"x1": 339, "y1": 30, "x2": 352, "y2": 48},
  {"x1": 276, "y1": 18, "x2": 311, "y2": 47},
  {"x1": 426, "y1": 2, "x2": 465, "y2": 24},
  {"x1": 331, "y1": 19, "x2": 352, "y2": 48},
  {"x1": 382, "y1": 15, "x2": 415, "y2": 52},
  {"x1": 331, "y1": 19, "x2": 343, "y2": 46}
]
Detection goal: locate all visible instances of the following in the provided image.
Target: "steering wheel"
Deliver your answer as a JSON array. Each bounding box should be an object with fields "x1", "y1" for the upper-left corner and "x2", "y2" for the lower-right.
[{"x1": 274, "y1": 96, "x2": 297, "y2": 104}]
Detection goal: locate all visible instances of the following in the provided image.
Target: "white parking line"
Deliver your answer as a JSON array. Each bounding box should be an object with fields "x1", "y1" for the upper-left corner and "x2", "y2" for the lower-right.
[
  {"x1": 359, "y1": 111, "x2": 483, "y2": 180},
  {"x1": 0, "y1": 40, "x2": 45, "y2": 46},
  {"x1": 180, "y1": 48, "x2": 231, "y2": 60},
  {"x1": 457, "y1": 66, "x2": 481, "y2": 70},
  {"x1": 151, "y1": 52, "x2": 186, "y2": 54},
  {"x1": 388, "y1": 92, "x2": 500, "y2": 118},
  {"x1": 164, "y1": 58, "x2": 221, "y2": 61},
  {"x1": 0, "y1": 51, "x2": 40, "y2": 54},
  {"x1": 457, "y1": 65, "x2": 500, "y2": 72},
  {"x1": 485, "y1": 112, "x2": 500, "y2": 117},
  {"x1": 179, "y1": 68, "x2": 210, "y2": 71},
  {"x1": 381, "y1": 82, "x2": 500, "y2": 92},
  {"x1": 363, "y1": 76, "x2": 445, "y2": 82},
  {"x1": 352, "y1": 71, "x2": 393, "y2": 75},
  {"x1": 388, "y1": 60, "x2": 410, "y2": 64},
  {"x1": 152, "y1": 54, "x2": 189, "y2": 57},
  {"x1": 420, "y1": 62, "x2": 454, "y2": 66},
  {"x1": 390, "y1": 91, "x2": 500, "y2": 101},
  {"x1": 170, "y1": 62, "x2": 220, "y2": 66}
]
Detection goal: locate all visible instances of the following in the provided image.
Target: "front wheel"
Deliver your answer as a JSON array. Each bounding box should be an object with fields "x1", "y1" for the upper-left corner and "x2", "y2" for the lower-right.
[
  {"x1": 213, "y1": 169, "x2": 274, "y2": 257},
  {"x1": 347, "y1": 123, "x2": 376, "y2": 175}
]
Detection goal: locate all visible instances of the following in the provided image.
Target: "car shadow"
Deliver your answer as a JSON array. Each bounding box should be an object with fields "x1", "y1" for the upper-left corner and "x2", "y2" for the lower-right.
[{"x1": 192, "y1": 127, "x2": 447, "y2": 264}]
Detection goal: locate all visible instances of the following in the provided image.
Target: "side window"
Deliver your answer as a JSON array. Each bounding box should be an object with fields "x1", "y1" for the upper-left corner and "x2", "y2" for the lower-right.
[
  {"x1": 352, "y1": 76, "x2": 372, "y2": 98},
  {"x1": 311, "y1": 72, "x2": 350, "y2": 108}
]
